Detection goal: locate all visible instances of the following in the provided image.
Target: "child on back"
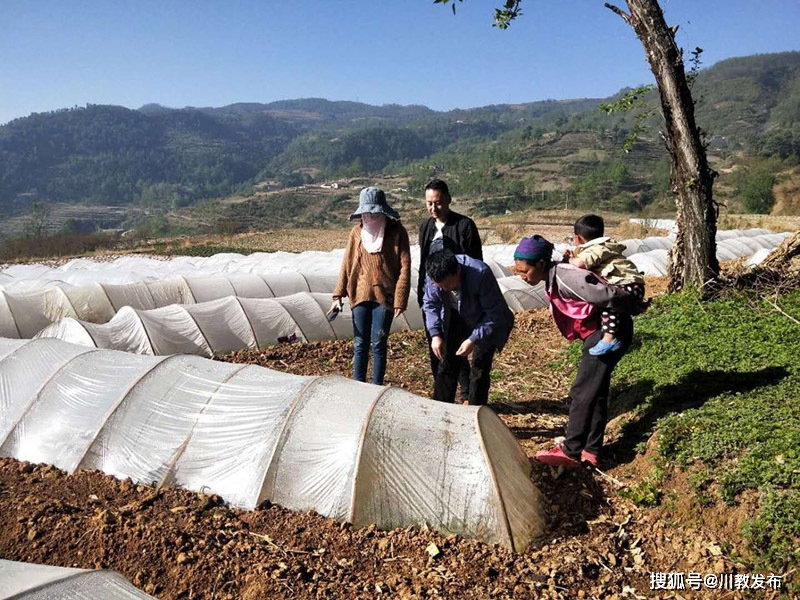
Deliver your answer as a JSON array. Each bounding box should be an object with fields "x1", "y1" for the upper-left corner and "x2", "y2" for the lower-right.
[{"x1": 564, "y1": 214, "x2": 645, "y2": 356}]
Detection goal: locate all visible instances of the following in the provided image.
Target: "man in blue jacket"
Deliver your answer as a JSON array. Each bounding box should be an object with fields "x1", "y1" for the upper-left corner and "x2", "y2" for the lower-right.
[{"x1": 422, "y1": 249, "x2": 515, "y2": 406}]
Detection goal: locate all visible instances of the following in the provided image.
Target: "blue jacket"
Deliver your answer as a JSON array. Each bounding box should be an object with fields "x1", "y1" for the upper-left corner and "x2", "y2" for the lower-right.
[{"x1": 423, "y1": 254, "x2": 515, "y2": 351}]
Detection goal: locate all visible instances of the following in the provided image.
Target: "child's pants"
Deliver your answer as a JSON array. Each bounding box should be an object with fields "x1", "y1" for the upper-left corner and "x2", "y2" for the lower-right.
[{"x1": 601, "y1": 282, "x2": 645, "y2": 335}]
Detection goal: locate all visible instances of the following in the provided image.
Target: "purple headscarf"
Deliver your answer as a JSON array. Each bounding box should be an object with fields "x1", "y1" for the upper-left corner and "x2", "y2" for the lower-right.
[{"x1": 514, "y1": 235, "x2": 554, "y2": 263}]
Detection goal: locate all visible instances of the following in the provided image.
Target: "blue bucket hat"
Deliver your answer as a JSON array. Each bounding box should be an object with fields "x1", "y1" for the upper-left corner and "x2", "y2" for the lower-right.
[{"x1": 349, "y1": 187, "x2": 400, "y2": 221}]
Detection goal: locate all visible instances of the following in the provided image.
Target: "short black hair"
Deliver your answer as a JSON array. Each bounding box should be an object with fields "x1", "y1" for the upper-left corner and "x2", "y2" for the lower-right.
[
  {"x1": 426, "y1": 249, "x2": 459, "y2": 283},
  {"x1": 425, "y1": 178, "x2": 451, "y2": 203},
  {"x1": 574, "y1": 214, "x2": 604, "y2": 240}
]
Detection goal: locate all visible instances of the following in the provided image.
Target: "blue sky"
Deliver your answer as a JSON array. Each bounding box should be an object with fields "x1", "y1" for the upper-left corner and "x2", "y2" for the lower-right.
[{"x1": 2, "y1": 0, "x2": 799, "y2": 125}]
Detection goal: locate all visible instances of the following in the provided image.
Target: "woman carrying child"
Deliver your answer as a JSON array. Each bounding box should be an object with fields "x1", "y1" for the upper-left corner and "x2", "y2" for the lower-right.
[
  {"x1": 514, "y1": 234, "x2": 638, "y2": 468},
  {"x1": 565, "y1": 214, "x2": 646, "y2": 355}
]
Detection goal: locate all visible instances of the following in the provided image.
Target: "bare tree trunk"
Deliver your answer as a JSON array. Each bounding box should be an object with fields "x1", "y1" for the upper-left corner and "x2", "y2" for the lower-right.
[{"x1": 606, "y1": 0, "x2": 719, "y2": 292}]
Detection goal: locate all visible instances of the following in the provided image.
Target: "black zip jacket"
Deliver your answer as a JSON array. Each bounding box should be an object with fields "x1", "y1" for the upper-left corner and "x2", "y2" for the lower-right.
[{"x1": 417, "y1": 211, "x2": 482, "y2": 306}]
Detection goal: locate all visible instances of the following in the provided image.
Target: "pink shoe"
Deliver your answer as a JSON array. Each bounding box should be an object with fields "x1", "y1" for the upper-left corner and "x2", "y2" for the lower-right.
[
  {"x1": 580, "y1": 450, "x2": 599, "y2": 467},
  {"x1": 535, "y1": 445, "x2": 581, "y2": 468}
]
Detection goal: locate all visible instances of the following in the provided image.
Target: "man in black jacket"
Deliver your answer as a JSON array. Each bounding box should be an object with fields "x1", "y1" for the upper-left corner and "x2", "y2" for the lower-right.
[{"x1": 418, "y1": 179, "x2": 483, "y2": 403}]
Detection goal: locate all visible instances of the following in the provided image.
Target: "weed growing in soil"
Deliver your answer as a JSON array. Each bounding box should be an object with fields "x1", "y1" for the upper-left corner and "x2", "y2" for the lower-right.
[
  {"x1": 610, "y1": 288, "x2": 800, "y2": 573},
  {"x1": 618, "y1": 460, "x2": 666, "y2": 508}
]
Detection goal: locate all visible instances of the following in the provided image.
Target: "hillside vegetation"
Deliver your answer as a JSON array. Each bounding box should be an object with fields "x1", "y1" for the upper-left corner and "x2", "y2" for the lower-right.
[{"x1": 1, "y1": 52, "x2": 799, "y2": 239}]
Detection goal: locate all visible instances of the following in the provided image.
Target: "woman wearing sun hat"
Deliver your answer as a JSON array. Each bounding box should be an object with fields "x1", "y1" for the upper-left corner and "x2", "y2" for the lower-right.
[{"x1": 331, "y1": 187, "x2": 411, "y2": 385}]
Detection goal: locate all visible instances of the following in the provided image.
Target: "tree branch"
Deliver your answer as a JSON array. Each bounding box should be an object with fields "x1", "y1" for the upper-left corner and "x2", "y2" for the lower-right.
[{"x1": 604, "y1": 3, "x2": 631, "y2": 24}]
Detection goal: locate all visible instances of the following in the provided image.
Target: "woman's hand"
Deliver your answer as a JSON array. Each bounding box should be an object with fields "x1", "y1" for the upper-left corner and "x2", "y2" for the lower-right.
[
  {"x1": 455, "y1": 339, "x2": 474, "y2": 357},
  {"x1": 431, "y1": 335, "x2": 444, "y2": 361},
  {"x1": 328, "y1": 298, "x2": 343, "y2": 316},
  {"x1": 393, "y1": 307, "x2": 404, "y2": 319}
]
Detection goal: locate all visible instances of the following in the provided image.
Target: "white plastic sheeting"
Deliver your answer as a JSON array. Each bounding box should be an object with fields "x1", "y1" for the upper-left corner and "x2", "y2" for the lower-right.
[
  {"x1": 35, "y1": 279, "x2": 549, "y2": 355},
  {"x1": 628, "y1": 232, "x2": 794, "y2": 276},
  {"x1": 35, "y1": 293, "x2": 422, "y2": 356},
  {"x1": 0, "y1": 560, "x2": 156, "y2": 600},
  {"x1": 628, "y1": 249, "x2": 671, "y2": 277},
  {"x1": 0, "y1": 272, "x2": 340, "y2": 339},
  {"x1": 0, "y1": 230, "x2": 784, "y2": 292},
  {"x1": 3, "y1": 229, "x2": 789, "y2": 338},
  {"x1": 488, "y1": 228, "x2": 777, "y2": 263},
  {"x1": 0, "y1": 338, "x2": 546, "y2": 551},
  {"x1": 619, "y1": 236, "x2": 675, "y2": 258},
  {"x1": 0, "y1": 246, "x2": 511, "y2": 293},
  {"x1": 0, "y1": 249, "x2": 510, "y2": 339},
  {"x1": 20, "y1": 283, "x2": 541, "y2": 353}
]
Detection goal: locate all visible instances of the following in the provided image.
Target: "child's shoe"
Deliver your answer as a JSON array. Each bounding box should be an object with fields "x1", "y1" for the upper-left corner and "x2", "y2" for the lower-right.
[{"x1": 589, "y1": 338, "x2": 622, "y2": 356}]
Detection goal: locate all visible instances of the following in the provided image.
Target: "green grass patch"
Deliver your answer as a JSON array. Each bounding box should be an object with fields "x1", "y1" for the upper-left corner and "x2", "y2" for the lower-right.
[
  {"x1": 619, "y1": 459, "x2": 666, "y2": 507},
  {"x1": 609, "y1": 288, "x2": 800, "y2": 574}
]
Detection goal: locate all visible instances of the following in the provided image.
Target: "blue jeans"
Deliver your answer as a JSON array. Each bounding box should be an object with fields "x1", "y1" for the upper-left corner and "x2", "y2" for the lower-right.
[{"x1": 352, "y1": 301, "x2": 394, "y2": 385}]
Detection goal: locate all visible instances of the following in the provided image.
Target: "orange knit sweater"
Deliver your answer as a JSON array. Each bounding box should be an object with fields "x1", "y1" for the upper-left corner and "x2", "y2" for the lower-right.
[{"x1": 332, "y1": 220, "x2": 411, "y2": 310}]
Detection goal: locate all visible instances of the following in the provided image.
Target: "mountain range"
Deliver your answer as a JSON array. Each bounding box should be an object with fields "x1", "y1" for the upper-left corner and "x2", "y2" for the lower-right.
[{"x1": 1, "y1": 51, "x2": 798, "y2": 235}]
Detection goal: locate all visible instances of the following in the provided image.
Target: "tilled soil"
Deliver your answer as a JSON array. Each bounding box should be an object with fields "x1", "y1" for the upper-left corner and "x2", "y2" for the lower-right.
[
  {"x1": 0, "y1": 451, "x2": 762, "y2": 600},
  {"x1": 0, "y1": 306, "x2": 784, "y2": 599}
]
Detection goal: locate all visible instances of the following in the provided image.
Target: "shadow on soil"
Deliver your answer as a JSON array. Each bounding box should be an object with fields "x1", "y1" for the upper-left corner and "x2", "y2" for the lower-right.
[
  {"x1": 606, "y1": 365, "x2": 789, "y2": 466},
  {"x1": 493, "y1": 398, "x2": 570, "y2": 440},
  {"x1": 531, "y1": 464, "x2": 608, "y2": 541},
  {"x1": 492, "y1": 399, "x2": 569, "y2": 417}
]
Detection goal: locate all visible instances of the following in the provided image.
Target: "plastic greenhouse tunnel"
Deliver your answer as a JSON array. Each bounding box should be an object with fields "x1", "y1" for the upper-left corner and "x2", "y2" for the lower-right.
[
  {"x1": 33, "y1": 278, "x2": 550, "y2": 356},
  {"x1": 0, "y1": 338, "x2": 547, "y2": 552},
  {"x1": 0, "y1": 560, "x2": 156, "y2": 600}
]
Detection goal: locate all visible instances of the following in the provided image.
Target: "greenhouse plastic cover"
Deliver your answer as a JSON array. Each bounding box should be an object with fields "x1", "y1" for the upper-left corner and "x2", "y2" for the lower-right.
[
  {"x1": 0, "y1": 559, "x2": 155, "y2": 600},
  {"x1": 0, "y1": 245, "x2": 510, "y2": 338},
  {"x1": 0, "y1": 272, "x2": 341, "y2": 339},
  {"x1": 627, "y1": 232, "x2": 793, "y2": 276},
  {"x1": 0, "y1": 245, "x2": 513, "y2": 293},
  {"x1": 34, "y1": 279, "x2": 550, "y2": 354},
  {"x1": 0, "y1": 338, "x2": 546, "y2": 551},
  {"x1": 1, "y1": 230, "x2": 789, "y2": 338},
  {"x1": 0, "y1": 230, "x2": 783, "y2": 293},
  {"x1": 34, "y1": 292, "x2": 420, "y2": 355}
]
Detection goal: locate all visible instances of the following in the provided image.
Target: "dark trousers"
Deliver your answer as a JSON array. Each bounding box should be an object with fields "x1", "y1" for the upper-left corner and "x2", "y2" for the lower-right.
[
  {"x1": 352, "y1": 301, "x2": 394, "y2": 385},
  {"x1": 562, "y1": 315, "x2": 633, "y2": 459},
  {"x1": 426, "y1": 329, "x2": 471, "y2": 401},
  {"x1": 432, "y1": 311, "x2": 496, "y2": 406},
  {"x1": 601, "y1": 282, "x2": 645, "y2": 335}
]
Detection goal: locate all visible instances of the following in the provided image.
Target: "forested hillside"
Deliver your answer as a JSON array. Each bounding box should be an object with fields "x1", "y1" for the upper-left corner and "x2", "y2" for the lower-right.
[{"x1": 1, "y1": 51, "x2": 798, "y2": 234}]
